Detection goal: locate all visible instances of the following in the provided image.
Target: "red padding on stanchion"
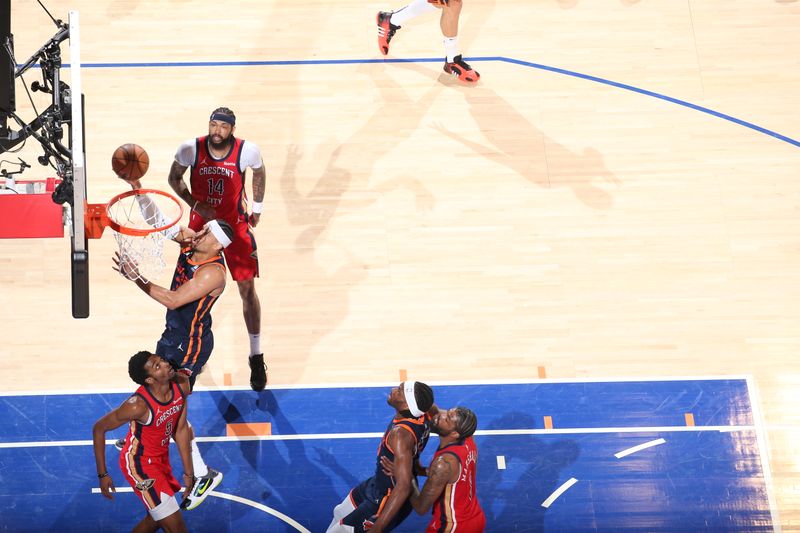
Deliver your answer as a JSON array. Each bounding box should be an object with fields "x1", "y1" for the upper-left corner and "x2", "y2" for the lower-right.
[{"x1": 0, "y1": 180, "x2": 64, "y2": 238}]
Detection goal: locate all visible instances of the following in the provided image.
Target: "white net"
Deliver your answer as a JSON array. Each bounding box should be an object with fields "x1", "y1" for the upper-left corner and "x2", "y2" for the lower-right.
[{"x1": 107, "y1": 190, "x2": 183, "y2": 282}]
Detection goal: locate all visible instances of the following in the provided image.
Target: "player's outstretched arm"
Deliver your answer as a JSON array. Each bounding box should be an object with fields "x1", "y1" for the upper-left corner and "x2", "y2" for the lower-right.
[
  {"x1": 119, "y1": 260, "x2": 225, "y2": 310},
  {"x1": 92, "y1": 396, "x2": 149, "y2": 500},
  {"x1": 410, "y1": 454, "x2": 457, "y2": 514}
]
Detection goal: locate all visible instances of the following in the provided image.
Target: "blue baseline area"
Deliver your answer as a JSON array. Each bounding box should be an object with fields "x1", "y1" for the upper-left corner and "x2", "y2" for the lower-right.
[{"x1": 0, "y1": 380, "x2": 774, "y2": 532}]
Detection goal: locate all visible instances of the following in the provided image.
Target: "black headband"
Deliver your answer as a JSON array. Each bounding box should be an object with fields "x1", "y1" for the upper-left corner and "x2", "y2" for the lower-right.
[{"x1": 210, "y1": 112, "x2": 235, "y2": 126}]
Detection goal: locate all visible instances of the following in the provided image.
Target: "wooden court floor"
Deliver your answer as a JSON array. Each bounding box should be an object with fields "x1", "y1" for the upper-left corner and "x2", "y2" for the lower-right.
[{"x1": 2, "y1": 0, "x2": 800, "y2": 528}]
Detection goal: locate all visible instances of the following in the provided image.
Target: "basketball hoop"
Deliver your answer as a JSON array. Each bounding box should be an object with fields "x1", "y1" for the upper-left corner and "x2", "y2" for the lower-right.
[{"x1": 86, "y1": 189, "x2": 183, "y2": 281}]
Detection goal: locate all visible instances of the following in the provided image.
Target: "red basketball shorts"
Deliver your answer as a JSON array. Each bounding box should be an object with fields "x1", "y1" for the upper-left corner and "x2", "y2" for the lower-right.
[{"x1": 189, "y1": 211, "x2": 259, "y2": 281}]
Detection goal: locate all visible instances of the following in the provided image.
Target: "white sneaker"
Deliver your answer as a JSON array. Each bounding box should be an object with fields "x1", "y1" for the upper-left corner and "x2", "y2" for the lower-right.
[{"x1": 181, "y1": 467, "x2": 223, "y2": 510}]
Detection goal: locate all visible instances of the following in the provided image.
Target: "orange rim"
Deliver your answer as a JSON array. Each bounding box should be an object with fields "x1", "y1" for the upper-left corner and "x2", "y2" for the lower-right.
[{"x1": 103, "y1": 188, "x2": 183, "y2": 237}]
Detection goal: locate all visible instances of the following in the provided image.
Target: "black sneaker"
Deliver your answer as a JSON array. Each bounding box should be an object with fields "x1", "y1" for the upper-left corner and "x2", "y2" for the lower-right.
[
  {"x1": 114, "y1": 436, "x2": 126, "y2": 451},
  {"x1": 249, "y1": 353, "x2": 268, "y2": 391},
  {"x1": 377, "y1": 11, "x2": 400, "y2": 56}
]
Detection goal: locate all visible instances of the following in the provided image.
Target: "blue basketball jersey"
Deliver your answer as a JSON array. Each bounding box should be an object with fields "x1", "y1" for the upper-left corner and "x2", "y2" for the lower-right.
[
  {"x1": 164, "y1": 248, "x2": 225, "y2": 348},
  {"x1": 372, "y1": 413, "x2": 431, "y2": 497}
]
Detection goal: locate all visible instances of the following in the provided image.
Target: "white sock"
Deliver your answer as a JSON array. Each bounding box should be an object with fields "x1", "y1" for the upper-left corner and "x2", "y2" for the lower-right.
[
  {"x1": 443, "y1": 36, "x2": 460, "y2": 63},
  {"x1": 191, "y1": 439, "x2": 209, "y2": 478},
  {"x1": 249, "y1": 334, "x2": 261, "y2": 356},
  {"x1": 390, "y1": 0, "x2": 437, "y2": 26}
]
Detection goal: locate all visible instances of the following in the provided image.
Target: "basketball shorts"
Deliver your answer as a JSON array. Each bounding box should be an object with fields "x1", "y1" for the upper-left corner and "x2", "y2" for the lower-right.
[
  {"x1": 119, "y1": 451, "x2": 181, "y2": 521},
  {"x1": 189, "y1": 211, "x2": 259, "y2": 281},
  {"x1": 427, "y1": 512, "x2": 486, "y2": 533},
  {"x1": 157, "y1": 327, "x2": 214, "y2": 387},
  {"x1": 338, "y1": 477, "x2": 412, "y2": 532}
]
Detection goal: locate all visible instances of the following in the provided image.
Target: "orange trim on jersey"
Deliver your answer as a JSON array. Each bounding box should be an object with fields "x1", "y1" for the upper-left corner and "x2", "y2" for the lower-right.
[
  {"x1": 396, "y1": 415, "x2": 426, "y2": 426},
  {"x1": 187, "y1": 253, "x2": 223, "y2": 267},
  {"x1": 396, "y1": 423, "x2": 418, "y2": 443},
  {"x1": 384, "y1": 416, "x2": 424, "y2": 454},
  {"x1": 376, "y1": 488, "x2": 391, "y2": 517},
  {"x1": 182, "y1": 294, "x2": 218, "y2": 365}
]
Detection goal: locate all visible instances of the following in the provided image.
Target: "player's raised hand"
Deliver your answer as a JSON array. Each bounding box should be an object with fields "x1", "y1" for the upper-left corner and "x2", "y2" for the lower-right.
[
  {"x1": 113, "y1": 251, "x2": 141, "y2": 281},
  {"x1": 427, "y1": 0, "x2": 449, "y2": 5}
]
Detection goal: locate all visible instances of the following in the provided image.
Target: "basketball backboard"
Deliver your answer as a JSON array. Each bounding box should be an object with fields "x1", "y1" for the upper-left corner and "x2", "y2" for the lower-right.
[{"x1": 69, "y1": 10, "x2": 89, "y2": 319}]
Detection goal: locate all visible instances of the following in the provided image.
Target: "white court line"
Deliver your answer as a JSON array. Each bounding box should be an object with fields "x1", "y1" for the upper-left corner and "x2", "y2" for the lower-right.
[
  {"x1": 90, "y1": 488, "x2": 310, "y2": 532},
  {"x1": 0, "y1": 374, "x2": 754, "y2": 397},
  {"x1": 0, "y1": 425, "x2": 757, "y2": 449},
  {"x1": 747, "y1": 376, "x2": 782, "y2": 532},
  {"x1": 496, "y1": 455, "x2": 506, "y2": 470},
  {"x1": 614, "y1": 438, "x2": 666, "y2": 459},
  {"x1": 541, "y1": 478, "x2": 578, "y2": 508}
]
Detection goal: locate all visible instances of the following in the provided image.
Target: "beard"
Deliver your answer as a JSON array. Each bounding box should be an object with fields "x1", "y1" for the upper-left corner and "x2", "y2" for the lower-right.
[{"x1": 209, "y1": 133, "x2": 233, "y2": 150}]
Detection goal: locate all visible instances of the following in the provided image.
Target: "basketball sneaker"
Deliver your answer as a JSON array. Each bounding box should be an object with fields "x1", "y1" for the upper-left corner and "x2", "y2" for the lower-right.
[
  {"x1": 377, "y1": 11, "x2": 400, "y2": 56},
  {"x1": 181, "y1": 467, "x2": 223, "y2": 510},
  {"x1": 249, "y1": 353, "x2": 268, "y2": 392},
  {"x1": 114, "y1": 436, "x2": 126, "y2": 451},
  {"x1": 443, "y1": 55, "x2": 480, "y2": 83}
]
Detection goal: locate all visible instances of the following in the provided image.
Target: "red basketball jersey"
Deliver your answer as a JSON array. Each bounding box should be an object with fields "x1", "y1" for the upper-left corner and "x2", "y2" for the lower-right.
[
  {"x1": 427, "y1": 437, "x2": 486, "y2": 533},
  {"x1": 121, "y1": 381, "x2": 186, "y2": 458},
  {"x1": 189, "y1": 135, "x2": 248, "y2": 222}
]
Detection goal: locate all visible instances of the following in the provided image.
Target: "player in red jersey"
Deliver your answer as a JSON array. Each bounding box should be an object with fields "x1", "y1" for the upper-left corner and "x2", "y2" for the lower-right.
[
  {"x1": 381, "y1": 406, "x2": 485, "y2": 533},
  {"x1": 168, "y1": 106, "x2": 268, "y2": 391},
  {"x1": 92, "y1": 351, "x2": 194, "y2": 533},
  {"x1": 376, "y1": 0, "x2": 480, "y2": 83}
]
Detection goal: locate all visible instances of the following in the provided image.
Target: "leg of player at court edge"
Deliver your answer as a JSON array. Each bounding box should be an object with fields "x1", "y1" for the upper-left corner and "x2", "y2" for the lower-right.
[
  {"x1": 181, "y1": 421, "x2": 224, "y2": 510},
  {"x1": 377, "y1": 0, "x2": 437, "y2": 55},
  {"x1": 132, "y1": 511, "x2": 187, "y2": 533},
  {"x1": 325, "y1": 496, "x2": 356, "y2": 533},
  {"x1": 240, "y1": 278, "x2": 267, "y2": 391},
  {"x1": 439, "y1": 0, "x2": 480, "y2": 83}
]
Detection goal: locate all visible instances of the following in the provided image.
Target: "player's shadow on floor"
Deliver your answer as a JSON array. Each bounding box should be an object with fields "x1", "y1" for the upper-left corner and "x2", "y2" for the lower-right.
[
  {"x1": 208, "y1": 390, "x2": 346, "y2": 530},
  {"x1": 480, "y1": 412, "x2": 580, "y2": 531}
]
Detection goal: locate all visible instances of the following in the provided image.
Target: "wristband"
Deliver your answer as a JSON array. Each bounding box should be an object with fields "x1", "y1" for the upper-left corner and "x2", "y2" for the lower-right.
[
  {"x1": 252, "y1": 201, "x2": 263, "y2": 214},
  {"x1": 98, "y1": 472, "x2": 109, "y2": 479}
]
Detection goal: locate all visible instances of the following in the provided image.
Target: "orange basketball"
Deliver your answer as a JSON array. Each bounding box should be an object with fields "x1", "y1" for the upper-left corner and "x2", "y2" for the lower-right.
[{"x1": 112, "y1": 143, "x2": 150, "y2": 181}]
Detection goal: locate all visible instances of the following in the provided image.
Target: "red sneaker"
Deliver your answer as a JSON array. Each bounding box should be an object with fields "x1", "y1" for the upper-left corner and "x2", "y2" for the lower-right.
[
  {"x1": 377, "y1": 11, "x2": 400, "y2": 56},
  {"x1": 444, "y1": 55, "x2": 480, "y2": 83}
]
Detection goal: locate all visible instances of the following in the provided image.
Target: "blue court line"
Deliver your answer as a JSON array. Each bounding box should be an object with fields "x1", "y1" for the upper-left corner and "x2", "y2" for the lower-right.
[{"x1": 33, "y1": 55, "x2": 799, "y2": 149}]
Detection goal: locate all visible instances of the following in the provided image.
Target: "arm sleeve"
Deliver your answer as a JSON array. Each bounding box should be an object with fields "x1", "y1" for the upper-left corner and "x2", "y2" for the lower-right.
[
  {"x1": 240, "y1": 141, "x2": 264, "y2": 171},
  {"x1": 175, "y1": 139, "x2": 197, "y2": 167}
]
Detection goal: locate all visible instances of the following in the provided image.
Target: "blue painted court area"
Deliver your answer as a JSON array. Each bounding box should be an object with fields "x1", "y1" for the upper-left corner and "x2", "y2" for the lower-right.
[{"x1": 0, "y1": 379, "x2": 776, "y2": 532}]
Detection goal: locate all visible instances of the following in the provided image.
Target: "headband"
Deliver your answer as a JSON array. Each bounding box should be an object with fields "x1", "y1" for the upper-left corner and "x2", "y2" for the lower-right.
[
  {"x1": 404, "y1": 381, "x2": 424, "y2": 417},
  {"x1": 210, "y1": 112, "x2": 235, "y2": 126},
  {"x1": 207, "y1": 220, "x2": 232, "y2": 248}
]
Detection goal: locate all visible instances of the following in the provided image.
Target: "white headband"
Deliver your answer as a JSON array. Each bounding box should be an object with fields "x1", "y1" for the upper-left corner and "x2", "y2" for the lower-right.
[
  {"x1": 207, "y1": 220, "x2": 232, "y2": 248},
  {"x1": 404, "y1": 381, "x2": 424, "y2": 417}
]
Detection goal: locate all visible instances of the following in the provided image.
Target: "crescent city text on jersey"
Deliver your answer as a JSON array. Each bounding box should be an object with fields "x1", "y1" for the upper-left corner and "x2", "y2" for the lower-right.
[
  {"x1": 155, "y1": 404, "x2": 183, "y2": 427},
  {"x1": 198, "y1": 166, "x2": 235, "y2": 178}
]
